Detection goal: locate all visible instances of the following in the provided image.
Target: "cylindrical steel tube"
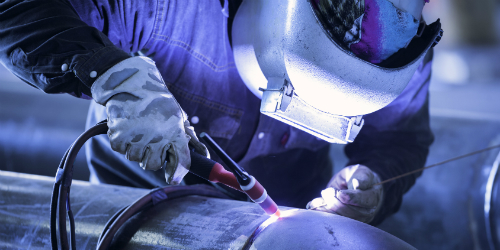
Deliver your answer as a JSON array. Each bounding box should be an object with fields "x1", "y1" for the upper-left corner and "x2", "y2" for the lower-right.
[{"x1": 0, "y1": 170, "x2": 416, "y2": 249}]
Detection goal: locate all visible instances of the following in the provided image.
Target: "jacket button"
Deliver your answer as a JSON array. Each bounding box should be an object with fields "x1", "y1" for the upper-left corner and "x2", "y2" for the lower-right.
[
  {"x1": 258, "y1": 132, "x2": 265, "y2": 139},
  {"x1": 90, "y1": 71, "x2": 97, "y2": 78},
  {"x1": 61, "y1": 64, "x2": 68, "y2": 72},
  {"x1": 191, "y1": 116, "x2": 199, "y2": 124}
]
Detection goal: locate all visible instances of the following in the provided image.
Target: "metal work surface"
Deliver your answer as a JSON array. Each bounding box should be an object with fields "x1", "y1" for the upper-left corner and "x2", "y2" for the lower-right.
[
  {"x1": 0, "y1": 171, "x2": 148, "y2": 249},
  {"x1": 253, "y1": 209, "x2": 415, "y2": 249},
  {"x1": 0, "y1": 171, "x2": 416, "y2": 249}
]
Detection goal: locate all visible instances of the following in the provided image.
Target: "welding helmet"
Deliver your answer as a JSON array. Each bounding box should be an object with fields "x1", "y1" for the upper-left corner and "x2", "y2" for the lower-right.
[{"x1": 232, "y1": 0, "x2": 443, "y2": 144}]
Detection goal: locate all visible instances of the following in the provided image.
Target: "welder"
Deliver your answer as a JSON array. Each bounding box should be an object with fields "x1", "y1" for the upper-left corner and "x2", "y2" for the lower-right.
[{"x1": 0, "y1": 0, "x2": 438, "y2": 225}]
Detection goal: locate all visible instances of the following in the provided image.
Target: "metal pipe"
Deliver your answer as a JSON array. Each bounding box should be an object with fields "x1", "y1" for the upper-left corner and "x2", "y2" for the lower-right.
[
  {"x1": 0, "y1": 170, "x2": 416, "y2": 249},
  {"x1": 484, "y1": 151, "x2": 500, "y2": 250}
]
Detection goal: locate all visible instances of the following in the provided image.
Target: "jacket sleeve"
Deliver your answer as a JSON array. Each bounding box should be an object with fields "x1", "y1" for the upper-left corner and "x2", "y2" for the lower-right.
[
  {"x1": 344, "y1": 51, "x2": 435, "y2": 226},
  {"x1": 0, "y1": 0, "x2": 131, "y2": 98}
]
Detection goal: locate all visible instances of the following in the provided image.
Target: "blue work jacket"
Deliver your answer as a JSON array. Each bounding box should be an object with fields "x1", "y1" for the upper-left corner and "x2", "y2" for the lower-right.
[{"x1": 0, "y1": 0, "x2": 434, "y2": 225}]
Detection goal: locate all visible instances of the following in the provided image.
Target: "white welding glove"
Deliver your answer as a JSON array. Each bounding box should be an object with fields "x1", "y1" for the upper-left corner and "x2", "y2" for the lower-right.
[
  {"x1": 91, "y1": 56, "x2": 208, "y2": 184},
  {"x1": 307, "y1": 164, "x2": 384, "y2": 223}
]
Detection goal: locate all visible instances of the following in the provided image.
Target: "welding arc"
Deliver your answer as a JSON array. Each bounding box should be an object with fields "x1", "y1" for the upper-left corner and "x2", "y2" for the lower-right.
[{"x1": 374, "y1": 144, "x2": 500, "y2": 186}]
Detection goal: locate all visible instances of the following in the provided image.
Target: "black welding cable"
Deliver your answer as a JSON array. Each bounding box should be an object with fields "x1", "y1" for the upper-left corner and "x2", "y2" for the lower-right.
[
  {"x1": 96, "y1": 185, "x2": 229, "y2": 250},
  {"x1": 97, "y1": 187, "x2": 228, "y2": 249},
  {"x1": 67, "y1": 122, "x2": 107, "y2": 249},
  {"x1": 51, "y1": 147, "x2": 71, "y2": 250},
  {"x1": 67, "y1": 191, "x2": 76, "y2": 250},
  {"x1": 53, "y1": 147, "x2": 72, "y2": 250},
  {"x1": 52, "y1": 121, "x2": 108, "y2": 250},
  {"x1": 52, "y1": 121, "x2": 231, "y2": 250},
  {"x1": 97, "y1": 205, "x2": 129, "y2": 245},
  {"x1": 96, "y1": 189, "x2": 151, "y2": 250},
  {"x1": 50, "y1": 182, "x2": 61, "y2": 250},
  {"x1": 58, "y1": 184, "x2": 70, "y2": 249},
  {"x1": 57, "y1": 145, "x2": 79, "y2": 250},
  {"x1": 58, "y1": 156, "x2": 75, "y2": 249}
]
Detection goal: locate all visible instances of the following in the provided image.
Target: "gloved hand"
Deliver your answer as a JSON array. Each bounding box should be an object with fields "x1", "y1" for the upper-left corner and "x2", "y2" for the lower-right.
[
  {"x1": 91, "y1": 56, "x2": 208, "y2": 184},
  {"x1": 307, "y1": 164, "x2": 384, "y2": 223}
]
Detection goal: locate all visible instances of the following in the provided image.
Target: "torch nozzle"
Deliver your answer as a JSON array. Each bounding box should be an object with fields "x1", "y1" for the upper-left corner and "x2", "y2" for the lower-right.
[
  {"x1": 273, "y1": 209, "x2": 281, "y2": 218},
  {"x1": 197, "y1": 133, "x2": 280, "y2": 216}
]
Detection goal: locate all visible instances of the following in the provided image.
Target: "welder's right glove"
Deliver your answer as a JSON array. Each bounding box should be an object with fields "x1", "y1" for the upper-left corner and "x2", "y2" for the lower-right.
[
  {"x1": 307, "y1": 164, "x2": 384, "y2": 223},
  {"x1": 91, "y1": 56, "x2": 208, "y2": 184}
]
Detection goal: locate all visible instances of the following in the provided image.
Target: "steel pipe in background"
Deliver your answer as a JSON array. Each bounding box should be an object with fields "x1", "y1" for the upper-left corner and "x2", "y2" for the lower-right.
[
  {"x1": 0, "y1": 88, "x2": 90, "y2": 180},
  {"x1": 469, "y1": 136, "x2": 500, "y2": 250},
  {"x1": 0, "y1": 170, "x2": 416, "y2": 249}
]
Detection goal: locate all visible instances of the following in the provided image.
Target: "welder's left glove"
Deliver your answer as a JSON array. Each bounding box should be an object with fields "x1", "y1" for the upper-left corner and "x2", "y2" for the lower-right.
[{"x1": 307, "y1": 164, "x2": 383, "y2": 224}]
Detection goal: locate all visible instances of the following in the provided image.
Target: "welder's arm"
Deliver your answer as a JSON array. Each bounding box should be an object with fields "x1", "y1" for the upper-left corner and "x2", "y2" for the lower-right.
[
  {"x1": 342, "y1": 58, "x2": 435, "y2": 225},
  {"x1": 0, "y1": 0, "x2": 208, "y2": 180},
  {"x1": 309, "y1": 54, "x2": 434, "y2": 225},
  {"x1": 0, "y1": 0, "x2": 131, "y2": 98}
]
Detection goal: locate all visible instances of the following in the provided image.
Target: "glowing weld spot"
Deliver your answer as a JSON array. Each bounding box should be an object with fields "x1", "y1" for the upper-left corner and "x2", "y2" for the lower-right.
[
  {"x1": 262, "y1": 213, "x2": 280, "y2": 227},
  {"x1": 273, "y1": 209, "x2": 281, "y2": 218},
  {"x1": 242, "y1": 209, "x2": 301, "y2": 250},
  {"x1": 277, "y1": 209, "x2": 300, "y2": 218}
]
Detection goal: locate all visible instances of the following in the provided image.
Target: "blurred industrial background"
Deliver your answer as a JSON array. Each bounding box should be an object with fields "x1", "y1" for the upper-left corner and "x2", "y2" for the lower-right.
[{"x1": 1, "y1": 0, "x2": 500, "y2": 249}]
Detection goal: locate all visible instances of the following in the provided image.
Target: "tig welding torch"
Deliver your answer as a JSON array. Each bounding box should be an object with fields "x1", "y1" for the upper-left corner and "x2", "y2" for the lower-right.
[
  {"x1": 50, "y1": 121, "x2": 280, "y2": 250},
  {"x1": 187, "y1": 133, "x2": 281, "y2": 217}
]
